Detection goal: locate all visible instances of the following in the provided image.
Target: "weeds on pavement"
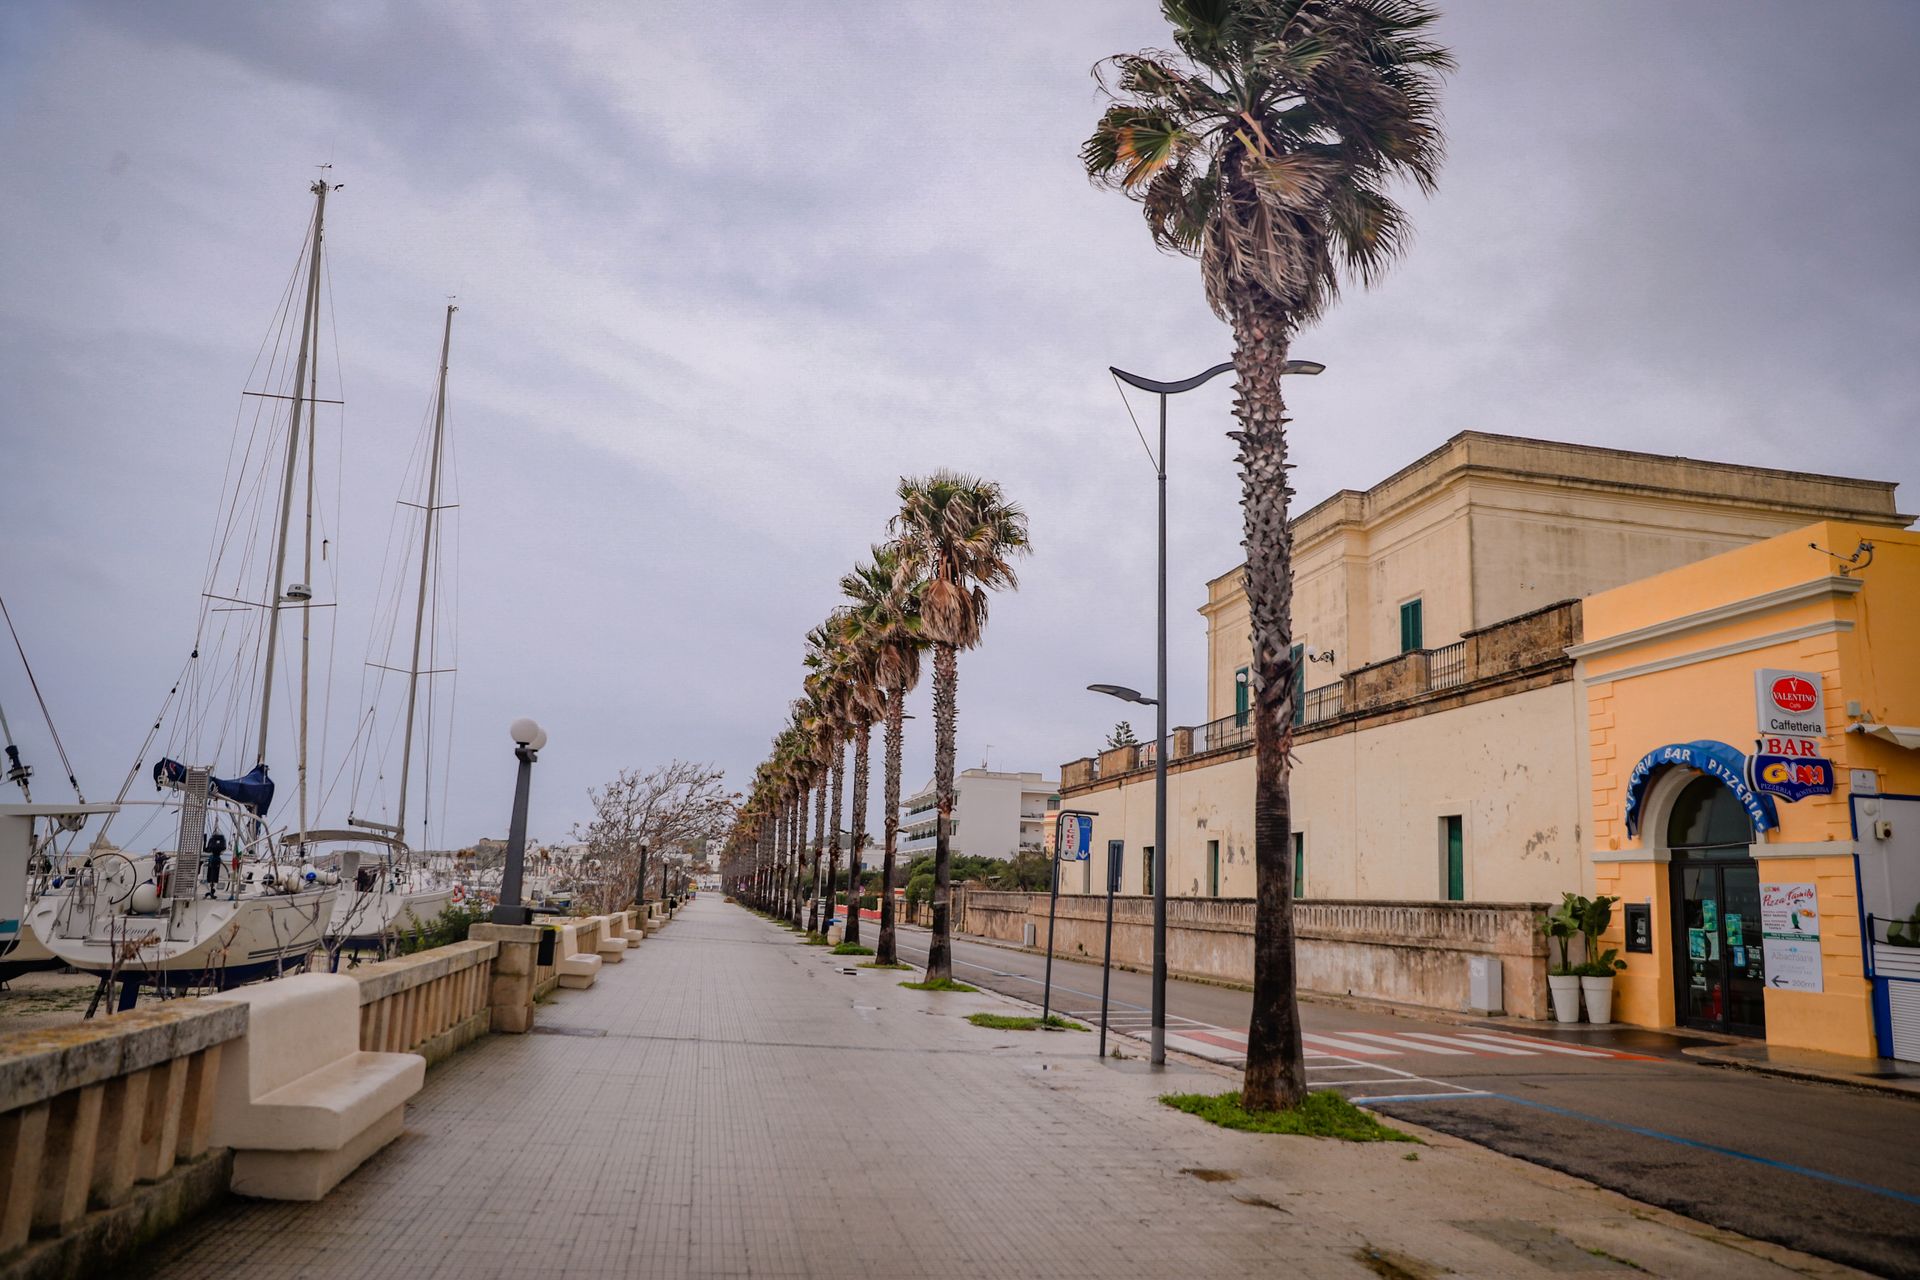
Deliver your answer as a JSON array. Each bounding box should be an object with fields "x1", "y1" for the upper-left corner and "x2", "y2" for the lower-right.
[
  {"x1": 1160, "y1": 1091, "x2": 1417, "y2": 1143},
  {"x1": 965, "y1": 1012, "x2": 1087, "y2": 1032},
  {"x1": 830, "y1": 943, "x2": 874, "y2": 956},
  {"x1": 899, "y1": 978, "x2": 977, "y2": 992}
]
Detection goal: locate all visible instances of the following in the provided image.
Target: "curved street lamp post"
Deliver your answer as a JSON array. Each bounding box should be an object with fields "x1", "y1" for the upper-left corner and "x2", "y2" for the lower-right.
[{"x1": 1100, "y1": 358, "x2": 1323, "y2": 1067}]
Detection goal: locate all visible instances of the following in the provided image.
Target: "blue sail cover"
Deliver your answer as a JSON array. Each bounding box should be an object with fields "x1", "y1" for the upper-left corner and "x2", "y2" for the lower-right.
[{"x1": 152, "y1": 759, "x2": 276, "y2": 816}]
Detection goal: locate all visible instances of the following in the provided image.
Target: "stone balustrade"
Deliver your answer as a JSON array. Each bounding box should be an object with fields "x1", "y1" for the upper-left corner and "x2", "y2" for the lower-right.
[
  {"x1": 0, "y1": 1001, "x2": 244, "y2": 1275},
  {"x1": 349, "y1": 938, "x2": 499, "y2": 1065},
  {"x1": 955, "y1": 889, "x2": 1552, "y2": 1018}
]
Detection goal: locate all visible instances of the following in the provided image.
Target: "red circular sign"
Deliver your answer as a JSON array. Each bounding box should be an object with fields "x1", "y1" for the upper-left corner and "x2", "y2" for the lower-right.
[{"x1": 1771, "y1": 676, "x2": 1818, "y2": 713}]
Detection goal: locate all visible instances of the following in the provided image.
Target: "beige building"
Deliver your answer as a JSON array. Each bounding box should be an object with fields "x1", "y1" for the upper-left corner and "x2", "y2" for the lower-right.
[{"x1": 1063, "y1": 432, "x2": 1901, "y2": 907}]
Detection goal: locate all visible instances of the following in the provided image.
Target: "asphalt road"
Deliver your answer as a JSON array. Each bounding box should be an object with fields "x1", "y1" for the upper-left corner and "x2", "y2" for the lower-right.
[{"x1": 875, "y1": 921, "x2": 1920, "y2": 1279}]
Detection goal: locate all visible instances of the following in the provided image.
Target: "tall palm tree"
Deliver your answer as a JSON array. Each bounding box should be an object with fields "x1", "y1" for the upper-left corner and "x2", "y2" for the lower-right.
[
  {"x1": 892, "y1": 473, "x2": 1029, "y2": 982},
  {"x1": 804, "y1": 618, "x2": 857, "y2": 938},
  {"x1": 832, "y1": 601, "x2": 888, "y2": 949},
  {"x1": 840, "y1": 543, "x2": 925, "y2": 965},
  {"x1": 1084, "y1": 0, "x2": 1450, "y2": 1110}
]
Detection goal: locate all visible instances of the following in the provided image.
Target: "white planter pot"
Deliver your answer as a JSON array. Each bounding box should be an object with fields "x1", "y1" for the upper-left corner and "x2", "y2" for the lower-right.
[
  {"x1": 1580, "y1": 975, "x2": 1615, "y2": 1024},
  {"x1": 1548, "y1": 974, "x2": 1582, "y2": 1024}
]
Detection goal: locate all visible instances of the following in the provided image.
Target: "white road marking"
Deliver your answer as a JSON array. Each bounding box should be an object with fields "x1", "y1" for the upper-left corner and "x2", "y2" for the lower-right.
[
  {"x1": 1455, "y1": 1032, "x2": 1615, "y2": 1058},
  {"x1": 1395, "y1": 1031, "x2": 1538, "y2": 1055}
]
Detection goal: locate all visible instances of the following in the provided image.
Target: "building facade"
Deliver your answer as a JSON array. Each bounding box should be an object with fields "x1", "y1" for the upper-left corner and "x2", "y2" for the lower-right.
[
  {"x1": 900, "y1": 769, "x2": 1059, "y2": 862},
  {"x1": 1061, "y1": 434, "x2": 1903, "y2": 922},
  {"x1": 1578, "y1": 520, "x2": 1920, "y2": 1060}
]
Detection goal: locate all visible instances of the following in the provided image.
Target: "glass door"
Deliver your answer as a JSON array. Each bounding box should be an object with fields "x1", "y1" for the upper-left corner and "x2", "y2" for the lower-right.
[{"x1": 1673, "y1": 860, "x2": 1767, "y2": 1036}]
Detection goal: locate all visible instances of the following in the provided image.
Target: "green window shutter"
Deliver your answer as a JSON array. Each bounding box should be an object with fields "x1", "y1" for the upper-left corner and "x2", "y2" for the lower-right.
[
  {"x1": 1142, "y1": 846, "x2": 1154, "y2": 897},
  {"x1": 1400, "y1": 599, "x2": 1424, "y2": 653},
  {"x1": 1289, "y1": 644, "x2": 1305, "y2": 726},
  {"x1": 1292, "y1": 832, "x2": 1305, "y2": 897},
  {"x1": 1444, "y1": 816, "x2": 1464, "y2": 901},
  {"x1": 1207, "y1": 840, "x2": 1220, "y2": 897},
  {"x1": 1234, "y1": 667, "x2": 1250, "y2": 726}
]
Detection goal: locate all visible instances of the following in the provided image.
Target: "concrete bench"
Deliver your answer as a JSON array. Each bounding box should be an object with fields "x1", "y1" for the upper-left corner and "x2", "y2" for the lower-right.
[
  {"x1": 204, "y1": 974, "x2": 424, "y2": 1201},
  {"x1": 596, "y1": 921, "x2": 629, "y2": 962},
  {"x1": 553, "y1": 924, "x2": 602, "y2": 989}
]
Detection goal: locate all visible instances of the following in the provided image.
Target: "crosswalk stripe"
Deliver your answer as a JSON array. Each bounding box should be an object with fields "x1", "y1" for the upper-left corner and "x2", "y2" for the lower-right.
[
  {"x1": 1454, "y1": 1032, "x2": 1613, "y2": 1058},
  {"x1": 1300, "y1": 1032, "x2": 1397, "y2": 1056},
  {"x1": 1339, "y1": 1031, "x2": 1475, "y2": 1055},
  {"x1": 1395, "y1": 1031, "x2": 1536, "y2": 1055}
]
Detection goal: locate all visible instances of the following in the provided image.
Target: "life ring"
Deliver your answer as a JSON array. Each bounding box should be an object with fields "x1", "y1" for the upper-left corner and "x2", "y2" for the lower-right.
[{"x1": 452, "y1": 884, "x2": 466, "y2": 903}]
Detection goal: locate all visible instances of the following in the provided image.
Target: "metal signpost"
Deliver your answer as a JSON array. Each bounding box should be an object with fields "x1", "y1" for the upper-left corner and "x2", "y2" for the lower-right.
[
  {"x1": 1044, "y1": 811, "x2": 1094, "y2": 1024},
  {"x1": 1099, "y1": 838, "x2": 1123, "y2": 1060}
]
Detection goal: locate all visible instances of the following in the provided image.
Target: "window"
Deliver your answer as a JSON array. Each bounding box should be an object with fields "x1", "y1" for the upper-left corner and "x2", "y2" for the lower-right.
[
  {"x1": 1207, "y1": 840, "x2": 1220, "y2": 897},
  {"x1": 1292, "y1": 832, "x2": 1306, "y2": 897},
  {"x1": 1442, "y1": 816, "x2": 1463, "y2": 901},
  {"x1": 1082, "y1": 848, "x2": 1091, "y2": 893},
  {"x1": 1400, "y1": 599, "x2": 1424, "y2": 653},
  {"x1": 1234, "y1": 667, "x2": 1251, "y2": 727},
  {"x1": 1142, "y1": 846, "x2": 1155, "y2": 897}
]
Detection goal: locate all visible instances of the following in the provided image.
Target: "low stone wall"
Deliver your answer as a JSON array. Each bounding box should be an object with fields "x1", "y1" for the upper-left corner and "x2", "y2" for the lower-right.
[
  {"x1": 955, "y1": 891, "x2": 1551, "y2": 1019},
  {"x1": 0, "y1": 1002, "x2": 245, "y2": 1280},
  {"x1": 349, "y1": 939, "x2": 498, "y2": 1065}
]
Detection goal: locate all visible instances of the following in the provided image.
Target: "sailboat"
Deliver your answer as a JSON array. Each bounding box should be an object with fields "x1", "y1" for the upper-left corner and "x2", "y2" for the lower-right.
[
  {"x1": 0, "y1": 671, "x2": 105, "y2": 983},
  {"x1": 33, "y1": 179, "x2": 348, "y2": 1009},
  {"x1": 317, "y1": 304, "x2": 461, "y2": 953}
]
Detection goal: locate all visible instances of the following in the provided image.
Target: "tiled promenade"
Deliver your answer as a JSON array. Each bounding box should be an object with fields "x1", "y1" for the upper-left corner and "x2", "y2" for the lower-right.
[{"x1": 144, "y1": 899, "x2": 1856, "y2": 1279}]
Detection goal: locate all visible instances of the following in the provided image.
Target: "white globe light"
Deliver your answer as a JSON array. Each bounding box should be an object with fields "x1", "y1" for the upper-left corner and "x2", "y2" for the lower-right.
[{"x1": 510, "y1": 717, "x2": 547, "y2": 750}]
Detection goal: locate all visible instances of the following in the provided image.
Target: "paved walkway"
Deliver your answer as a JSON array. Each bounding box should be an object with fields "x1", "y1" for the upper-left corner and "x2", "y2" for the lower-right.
[{"x1": 144, "y1": 900, "x2": 1864, "y2": 1279}]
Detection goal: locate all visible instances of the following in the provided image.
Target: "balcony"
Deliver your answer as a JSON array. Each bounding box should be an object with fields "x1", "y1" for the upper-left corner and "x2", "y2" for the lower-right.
[{"x1": 1060, "y1": 599, "x2": 1579, "y2": 791}]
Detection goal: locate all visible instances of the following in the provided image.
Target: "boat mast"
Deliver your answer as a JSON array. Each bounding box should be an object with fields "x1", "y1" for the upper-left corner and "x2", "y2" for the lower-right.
[
  {"x1": 296, "y1": 247, "x2": 323, "y2": 849},
  {"x1": 255, "y1": 179, "x2": 330, "y2": 771},
  {"x1": 394, "y1": 304, "x2": 456, "y2": 846}
]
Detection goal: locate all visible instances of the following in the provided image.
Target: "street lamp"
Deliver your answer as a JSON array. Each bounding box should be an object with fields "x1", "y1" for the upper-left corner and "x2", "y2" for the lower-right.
[
  {"x1": 1105, "y1": 356, "x2": 1324, "y2": 1067},
  {"x1": 492, "y1": 717, "x2": 547, "y2": 926}
]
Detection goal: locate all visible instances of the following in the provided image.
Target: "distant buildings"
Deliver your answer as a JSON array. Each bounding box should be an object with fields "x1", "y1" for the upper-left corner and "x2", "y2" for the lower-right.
[{"x1": 900, "y1": 769, "x2": 1060, "y2": 862}]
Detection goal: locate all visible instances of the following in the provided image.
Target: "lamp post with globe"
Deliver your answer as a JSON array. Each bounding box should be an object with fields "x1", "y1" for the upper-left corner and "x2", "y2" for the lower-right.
[{"x1": 492, "y1": 717, "x2": 547, "y2": 926}]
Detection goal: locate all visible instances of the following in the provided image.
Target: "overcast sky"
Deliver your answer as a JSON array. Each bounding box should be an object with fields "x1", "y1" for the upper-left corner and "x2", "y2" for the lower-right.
[{"x1": 3, "y1": 1, "x2": 1916, "y2": 851}]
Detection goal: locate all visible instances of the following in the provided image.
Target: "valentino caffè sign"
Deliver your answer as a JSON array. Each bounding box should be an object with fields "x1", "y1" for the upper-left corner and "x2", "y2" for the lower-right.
[
  {"x1": 1750, "y1": 668, "x2": 1835, "y2": 802},
  {"x1": 1754, "y1": 668, "x2": 1826, "y2": 738}
]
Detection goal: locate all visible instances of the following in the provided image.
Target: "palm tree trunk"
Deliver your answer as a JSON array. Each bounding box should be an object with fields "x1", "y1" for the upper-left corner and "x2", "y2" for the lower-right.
[
  {"x1": 1229, "y1": 289, "x2": 1307, "y2": 1113},
  {"x1": 877, "y1": 686, "x2": 904, "y2": 964},
  {"x1": 926, "y1": 641, "x2": 959, "y2": 982},
  {"x1": 846, "y1": 723, "x2": 869, "y2": 946},
  {"x1": 826, "y1": 745, "x2": 845, "y2": 938},
  {"x1": 788, "y1": 794, "x2": 803, "y2": 925},
  {"x1": 809, "y1": 777, "x2": 827, "y2": 933}
]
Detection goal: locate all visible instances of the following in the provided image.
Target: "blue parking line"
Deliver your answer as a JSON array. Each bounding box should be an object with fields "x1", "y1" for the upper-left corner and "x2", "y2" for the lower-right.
[{"x1": 1360, "y1": 1091, "x2": 1920, "y2": 1208}]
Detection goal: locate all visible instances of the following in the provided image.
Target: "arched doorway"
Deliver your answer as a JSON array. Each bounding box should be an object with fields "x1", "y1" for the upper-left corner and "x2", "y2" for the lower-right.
[{"x1": 1666, "y1": 775, "x2": 1766, "y2": 1036}]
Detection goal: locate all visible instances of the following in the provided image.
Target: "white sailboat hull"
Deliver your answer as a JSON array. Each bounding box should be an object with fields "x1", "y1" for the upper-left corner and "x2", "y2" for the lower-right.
[
  {"x1": 328, "y1": 883, "x2": 456, "y2": 947},
  {"x1": 31, "y1": 887, "x2": 337, "y2": 985}
]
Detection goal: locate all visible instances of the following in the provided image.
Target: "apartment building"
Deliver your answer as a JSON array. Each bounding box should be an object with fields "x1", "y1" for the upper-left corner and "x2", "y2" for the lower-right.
[{"x1": 900, "y1": 769, "x2": 1060, "y2": 861}]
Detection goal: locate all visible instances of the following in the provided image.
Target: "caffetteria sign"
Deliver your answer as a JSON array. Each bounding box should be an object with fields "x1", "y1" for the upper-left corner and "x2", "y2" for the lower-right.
[{"x1": 1754, "y1": 668, "x2": 1826, "y2": 739}]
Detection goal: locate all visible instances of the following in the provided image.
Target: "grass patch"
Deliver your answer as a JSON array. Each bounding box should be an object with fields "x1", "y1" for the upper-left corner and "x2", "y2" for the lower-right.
[
  {"x1": 829, "y1": 942, "x2": 875, "y2": 956},
  {"x1": 965, "y1": 1012, "x2": 1088, "y2": 1032},
  {"x1": 899, "y1": 978, "x2": 978, "y2": 993},
  {"x1": 860, "y1": 961, "x2": 914, "y2": 970},
  {"x1": 801, "y1": 933, "x2": 831, "y2": 946},
  {"x1": 1160, "y1": 1090, "x2": 1417, "y2": 1143}
]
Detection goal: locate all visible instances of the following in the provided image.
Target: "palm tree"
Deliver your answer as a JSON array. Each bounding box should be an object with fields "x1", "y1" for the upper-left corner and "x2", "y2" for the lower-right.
[
  {"x1": 892, "y1": 473, "x2": 1029, "y2": 982},
  {"x1": 840, "y1": 543, "x2": 925, "y2": 965},
  {"x1": 1084, "y1": 0, "x2": 1450, "y2": 1110}
]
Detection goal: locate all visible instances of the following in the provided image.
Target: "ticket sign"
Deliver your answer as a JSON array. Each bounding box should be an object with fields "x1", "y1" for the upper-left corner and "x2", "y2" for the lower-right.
[
  {"x1": 1056, "y1": 814, "x2": 1091, "y2": 862},
  {"x1": 1760, "y1": 881, "x2": 1822, "y2": 993},
  {"x1": 1755, "y1": 668, "x2": 1826, "y2": 739}
]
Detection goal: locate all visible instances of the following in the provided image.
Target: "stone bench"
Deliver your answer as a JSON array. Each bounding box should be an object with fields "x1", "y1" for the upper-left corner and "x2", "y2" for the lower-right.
[
  {"x1": 553, "y1": 924, "x2": 602, "y2": 989},
  {"x1": 204, "y1": 974, "x2": 424, "y2": 1201}
]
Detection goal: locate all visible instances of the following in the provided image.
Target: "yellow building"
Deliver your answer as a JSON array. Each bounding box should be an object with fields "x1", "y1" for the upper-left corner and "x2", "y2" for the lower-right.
[{"x1": 1575, "y1": 520, "x2": 1920, "y2": 1059}]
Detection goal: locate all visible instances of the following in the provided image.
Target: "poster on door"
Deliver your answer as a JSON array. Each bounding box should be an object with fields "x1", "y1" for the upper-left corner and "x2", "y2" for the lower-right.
[{"x1": 1759, "y1": 882, "x2": 1822, "y2": 993}]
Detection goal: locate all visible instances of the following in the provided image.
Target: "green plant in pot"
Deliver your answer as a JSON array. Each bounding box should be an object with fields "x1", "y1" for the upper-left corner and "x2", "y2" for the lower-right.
[
  {"x1": 1573, "y1": 893, "x2": 1627, "y2": 1023},
  {"x1": 1541, "y1": 894, "x2": 1583, "y2": 1024},
  {"x1": 1886, "y1": 902, "x2": 1920, "y2": 948}
]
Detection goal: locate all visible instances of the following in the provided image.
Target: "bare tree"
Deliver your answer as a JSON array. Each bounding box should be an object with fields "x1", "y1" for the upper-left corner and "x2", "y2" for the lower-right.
[{"x1": 569, "y1": 761, "x2": 734, "y2": 914}]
